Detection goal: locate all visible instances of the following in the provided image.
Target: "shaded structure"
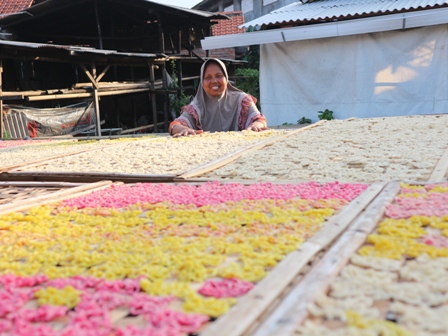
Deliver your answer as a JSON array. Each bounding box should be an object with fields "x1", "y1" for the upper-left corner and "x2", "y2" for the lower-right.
[{"x1": 0, "y1": 0, "x2": 230, "y2": 138}]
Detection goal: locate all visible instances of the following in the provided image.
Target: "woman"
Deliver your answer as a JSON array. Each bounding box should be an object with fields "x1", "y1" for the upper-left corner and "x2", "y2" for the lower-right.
[{"x1": 169, "y1": 58, "x2": 267, "y2": 137}]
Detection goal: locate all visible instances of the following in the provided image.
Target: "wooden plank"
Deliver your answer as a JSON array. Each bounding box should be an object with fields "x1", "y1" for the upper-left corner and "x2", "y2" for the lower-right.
[
  {"x1": 177, "y1": 121, "x2": 327, "y2": 180},
  {"x1": 0, "y1": 171, "x2": 176, "y2": 184},
  {"x1": 251, "y1": 181, "x2": 401, "y2": 336},
  {"x1": 200, "y1": 181, "x2": 387, "y2": 336},
  {"x1": 0, "y1": 181, "x2": 84, "y2": 188},
  {"x1": 0, "y1": 180, "x2": 114, "y2": 215},
  {"x1": 120, "y1": 122, "x2": 165, "y2": 134},
  {"x1": 428, "y1": 146, "x2": 448, "y2": 182}
]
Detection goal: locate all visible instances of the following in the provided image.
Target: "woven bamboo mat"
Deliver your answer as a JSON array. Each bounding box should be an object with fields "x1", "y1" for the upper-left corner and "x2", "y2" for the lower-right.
[
  {"x1": 252, "y1": 180, "x2": 448, "y2": 336},
  {"x1": 0, "y1": 179, "x2": 381, "y2": 335}
]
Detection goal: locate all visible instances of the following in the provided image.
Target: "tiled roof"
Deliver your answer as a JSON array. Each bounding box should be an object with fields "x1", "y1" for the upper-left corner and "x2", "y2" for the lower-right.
[
  {"x1": 0, "y1": 0, "x2": 33, "y2": 15},
  {"x1": 242, "y1": 0, "x2": 448, "y2": 28},
  {"x1": 212, "y1": 11, "x2": 245, "y2": 36}
]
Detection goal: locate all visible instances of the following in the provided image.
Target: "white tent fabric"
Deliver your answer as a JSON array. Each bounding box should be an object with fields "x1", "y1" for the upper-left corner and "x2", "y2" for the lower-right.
[{"x1": 260, "y1": 24, "x2": 448, "y2": 126}]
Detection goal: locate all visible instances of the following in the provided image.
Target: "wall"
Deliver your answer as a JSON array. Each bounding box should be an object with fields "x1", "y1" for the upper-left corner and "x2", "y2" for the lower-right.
[{"x1": 260, "y1": 25, "x2": 448, "y2": 126}]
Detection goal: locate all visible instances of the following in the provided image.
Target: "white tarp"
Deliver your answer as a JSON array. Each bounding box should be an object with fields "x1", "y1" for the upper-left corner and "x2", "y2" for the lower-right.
[
  {"x1": 260, "y1": 24, "x2": 448, "y2": 126},
  {"x1": 5, "y1": 102, "x2": 96, "y2": 137}
]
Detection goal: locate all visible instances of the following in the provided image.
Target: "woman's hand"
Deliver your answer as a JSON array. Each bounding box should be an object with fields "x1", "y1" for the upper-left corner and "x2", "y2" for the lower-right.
[
  {"x1": 171, "y1": 124, "x2": 203, "y2": 137},
  {"x1": 246, "y1": 121, "x2": 268, "y2": 132}
]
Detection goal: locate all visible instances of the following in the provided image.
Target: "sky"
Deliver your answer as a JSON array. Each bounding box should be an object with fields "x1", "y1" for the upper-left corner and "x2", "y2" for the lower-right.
[{"x1": 152, "y1": 0, "x2": 201, "y2": 9}]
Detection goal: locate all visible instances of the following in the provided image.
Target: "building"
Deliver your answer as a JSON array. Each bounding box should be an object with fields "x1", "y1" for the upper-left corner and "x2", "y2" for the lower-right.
[
  {"x1": 193, "y1": 0, "x2": 299, "y2": 24},
  {"x1": 201, "y1": 0, "x2": 448, "y2": 126},
  {"x1": 0, "y1": 0, "x2": 229, "y2": 137}
]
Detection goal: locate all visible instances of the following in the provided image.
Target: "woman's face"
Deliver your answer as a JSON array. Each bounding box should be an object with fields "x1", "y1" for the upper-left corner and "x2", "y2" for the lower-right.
[{"x1": 203, "y1": 62, "x2": 228, "y2": 97}]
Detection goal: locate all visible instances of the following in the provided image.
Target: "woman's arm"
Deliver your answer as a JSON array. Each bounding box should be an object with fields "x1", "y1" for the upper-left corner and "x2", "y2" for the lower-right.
[
  {"x1": 240, "y1": 95, "x2": 268, "y2": 132},
  {"x1": 169, "y1": 107, "x2": 203, "y2": 137},
  {"x1": 246, "y1": 119, "x2": 268, "y2": 132},
  {"x1": 169, "y1": 122, "x2": 203, "y2": 137}
]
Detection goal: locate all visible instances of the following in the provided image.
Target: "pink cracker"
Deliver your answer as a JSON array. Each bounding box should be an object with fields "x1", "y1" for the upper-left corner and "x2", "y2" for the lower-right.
[
  {"x1": 0, "y1": 139, "x2": 52, "y2": 149},
  {"x1": 0, "y1": 288, "x2": 35, "y2": 317},
  {"x1": 422, "y1": 235, "x2": 448, "y2": 248},
  {"x1": 129, "y1": 293, "x2": 174, "y2": 315},
  {"x1": 0, "y1": 274, "x2": 48, "y2": 288},
  {"x1": 0, "y1": 319, "x2": 11, "y2": 333},
  {"x1": 78, "y1": 290, "x2": 130, "y2": 311},
  {"x1": 116, "y1": 324, "x2": 184, "y2": 336},
  {"x1": 11, "y1": 305, "x2": 68, "y2": 323},
  {"x1": 10, "y1": 320, "x2": 57, "y2": 336},
  {"x1": 60, "y1": 181, "x2": 368, "y2": 209},
  {"x1": 198, "y1": 278, "x2": 254, "y2": 298},
  {"x1": 145, "y1": 309, "x2": 209, "y2": 334},
  {"x1": 386, "y1": 193, "x2": 448, "y2": 218}
]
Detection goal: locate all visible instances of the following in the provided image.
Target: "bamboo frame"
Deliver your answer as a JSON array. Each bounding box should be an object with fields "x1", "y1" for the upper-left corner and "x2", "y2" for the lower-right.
[
  {"x1": 177, "y1": 121, "x2": 327, "y2": 180},
  {"x1": 0, "y1": 171, "x2": 176, "y2": 184},
  {"x1": 0, "y1": 180, "x2": 114, "y2": 216},
  {"x1": 0, "y1": 181, "x2": 84, "y2": 188},
  {"x1": 200, "y1": 181, "x2": 387, "y2": 336},
  {"x1": 428, "y1": 146, "x2": 448, "y2": 182},
  {"x1": 251, "y1": 181, "x2": 401, "y2": 336}
]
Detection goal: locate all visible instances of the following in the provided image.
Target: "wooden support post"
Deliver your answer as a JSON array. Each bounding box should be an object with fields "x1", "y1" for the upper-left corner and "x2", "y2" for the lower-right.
[
  {"x1": 161, "y1": 62, "x2": 169, "y2": 131},
  {"x1": 178, "y1": 29, "x2": 182, "y2": 54},
  {"x1": 94, "y1": 0, "x2": 104, "y2": 49},
  {"x1": 92, "y1": 64, "x2": 101, "y2": 137},
  {"x1": 149, "y1": 64, "x2": 158, "y2": 133},
  {"x1": 158, "y1": 14, "x2": 165, "y2": 54}
]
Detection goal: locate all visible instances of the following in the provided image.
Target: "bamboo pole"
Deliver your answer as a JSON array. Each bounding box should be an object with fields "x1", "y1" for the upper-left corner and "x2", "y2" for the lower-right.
[
  {"x1": 200, "y1": 181, "x2": 387, "y2": 336},
  {"x1": 0, "y1": 180, "x2": 113, "y2": 216},
  {"x1": 252, "y1": 181, "x2": 401, "y2": 336}
]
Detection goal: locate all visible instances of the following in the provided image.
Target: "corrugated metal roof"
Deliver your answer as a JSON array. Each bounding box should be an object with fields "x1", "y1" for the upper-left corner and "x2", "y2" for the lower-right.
[
  {"x1": 0, "y1": 39, "x2": 166, "y2": 62},
  {"x1": 242, "y1": 0, "x2": 448, "y2": 28}
]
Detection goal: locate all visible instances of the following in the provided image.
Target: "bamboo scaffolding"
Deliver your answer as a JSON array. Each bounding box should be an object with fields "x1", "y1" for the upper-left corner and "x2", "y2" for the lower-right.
[
  {"x1": 200, "y1": 181, "x2": 387, "y2": 336},
  {"x1": 251, "y1": 181, "x2": 401, "y2": 336},
  {"x1": 0, "y1": 180, "x2": 113, "y2": 216},
  {"x1": 177, "y1": 121, "x2": 326, "y2": 180},
  {"x1": 428, "y1": 146, "x2": 448, "y2": 182}
]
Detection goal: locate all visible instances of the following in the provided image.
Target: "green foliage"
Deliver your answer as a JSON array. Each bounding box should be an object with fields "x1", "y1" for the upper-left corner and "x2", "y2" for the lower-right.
[
  {"x1": 318, "y1": 109, "x2": 334, "y2": 120},
  {"x1": 168, "y1": 60, "x2": 190, "y2": 118},
  {"x1": 243, "y1": 45, "x2": 260, "y2": 69},
  {"x1": 235, "y1": 67, "x2": 260, "y2": 109},
  {"x1": 2, "y1": 130, "x2": 11, "y2": 140},
  {"x1": 297, "y1": 117, "x2": 312, "y2": 124},
  {"x1": 282, "y1": 122, "x2": 293, "y2": 125}
]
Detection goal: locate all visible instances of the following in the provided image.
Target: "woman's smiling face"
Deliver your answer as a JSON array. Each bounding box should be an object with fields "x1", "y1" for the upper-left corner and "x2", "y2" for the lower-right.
[{"x1": 203, "y1": 62, "x2": 228, "y2": 97}]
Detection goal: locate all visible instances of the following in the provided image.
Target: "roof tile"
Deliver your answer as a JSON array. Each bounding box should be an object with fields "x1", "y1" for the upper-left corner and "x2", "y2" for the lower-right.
[
  {"x1": 212, "y1": 11, "x2": 245, "y2": 36},
  {"x1": 0, "y1": 0, "x2": 33, "y2": 15}
]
